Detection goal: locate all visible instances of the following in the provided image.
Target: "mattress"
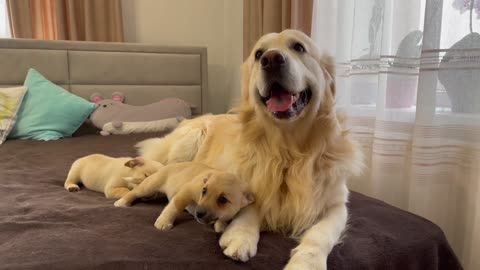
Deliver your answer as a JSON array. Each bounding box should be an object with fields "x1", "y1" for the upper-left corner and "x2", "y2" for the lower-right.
[{"x1": 0, "y1": 133, "x2": 462, "y2": 270}]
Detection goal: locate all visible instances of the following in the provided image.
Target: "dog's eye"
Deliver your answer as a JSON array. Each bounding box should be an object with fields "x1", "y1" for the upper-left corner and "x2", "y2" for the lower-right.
[
  {"x1": 202, "y1": 187, "x2": 207, "y2": 196},
  {"x1": 144, "y1": 174, "x2": 149, "y2": 177},
  {"x1": 217, "y1": 196, "x2": 228, "y2": 206},
  {"x1": 292, "y1": 42, "x2": 306, "y2": 53},
  {"x1": 254, "y1": 49, "x2": 264, "y2": 60}
]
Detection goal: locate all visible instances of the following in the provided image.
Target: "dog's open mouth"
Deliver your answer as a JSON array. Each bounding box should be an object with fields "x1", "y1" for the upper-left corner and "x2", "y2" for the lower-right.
[{"x1": 260, "y1": 83, "x2": 312, "y2": 119}]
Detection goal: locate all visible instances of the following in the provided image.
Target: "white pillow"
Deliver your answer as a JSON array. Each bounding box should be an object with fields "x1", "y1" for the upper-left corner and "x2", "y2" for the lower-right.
[
  {"x1": 0, "y1": 86, "x2": 27, "y2": 144},
  {"x1": 100, "y1": 118, "x2": 181, "y2": 136}
]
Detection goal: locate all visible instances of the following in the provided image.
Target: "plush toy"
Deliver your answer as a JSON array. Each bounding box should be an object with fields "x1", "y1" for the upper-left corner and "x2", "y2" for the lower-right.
[{"x1": 89, "y1": 92, "x2": 193, "y2": 136}]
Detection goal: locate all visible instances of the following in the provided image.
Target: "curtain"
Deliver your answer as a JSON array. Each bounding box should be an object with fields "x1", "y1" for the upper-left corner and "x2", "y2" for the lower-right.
[
  {"x1": 0, "y1": 0, "x2": 10, "y2": 38},
  {"x1": 312, "y1": 0, "x2": 480, "y2": 269},
  {"x1": 7, "y1": 0, "x2": 123, "y2": 42},
  {"x1": 243, "y1": 0, "x2": 313, "y2": 59}
]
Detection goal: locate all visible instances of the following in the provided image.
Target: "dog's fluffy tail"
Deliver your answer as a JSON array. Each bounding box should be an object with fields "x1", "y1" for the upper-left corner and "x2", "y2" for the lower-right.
[
  {"x1": 136, "y1": 125, "x2": 206, "y2": 164},
  {"x1": 136, "y1": 138, "x2": 163, "y2": 157},
  {"x1": 135, "y1": 138, "x2": 168, "y2": 163}
]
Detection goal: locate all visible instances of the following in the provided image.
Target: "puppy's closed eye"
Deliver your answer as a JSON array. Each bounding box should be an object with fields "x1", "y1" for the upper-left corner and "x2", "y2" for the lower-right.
[{"x1": 217, "y1": 195, "x2": 228, "y2": 206}]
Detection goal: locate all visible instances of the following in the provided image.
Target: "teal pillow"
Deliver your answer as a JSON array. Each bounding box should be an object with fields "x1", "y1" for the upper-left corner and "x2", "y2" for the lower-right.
[{"x1": 8, "y1": 69, "x2": 97, "y2": 141}]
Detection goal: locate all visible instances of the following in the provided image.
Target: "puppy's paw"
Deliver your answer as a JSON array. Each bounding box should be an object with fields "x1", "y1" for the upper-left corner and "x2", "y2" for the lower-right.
[
  {"x1": 214, "y1": 221, "x2": 227, "y2": 233},
  {"x1": 284, "y1": 245, "x2": 326, "y2": 270},
  {"x1": 113, "y1": 198, "x2": 130, "y2": 207},
  {"x1": 154, "y1": 217, "x2": 173, "y2": 231},
  {"x1": 66, "y1": 184, "x2": 80, "y2": 192},
  {"x1": 219, "y1": 228, "x2": 258, "y2": 262}
]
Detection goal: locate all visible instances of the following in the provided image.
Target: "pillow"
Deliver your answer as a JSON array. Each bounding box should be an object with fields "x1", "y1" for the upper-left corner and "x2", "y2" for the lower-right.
[
  {"x1": 8, "y1": 69, "x2": 97, "y2": 141},
  {"x1": 0, "y1": 86, "x2": 27, "y2": 144},
  {"x1": 101, "y1": 117, "x2": 182, "y2": 136}
]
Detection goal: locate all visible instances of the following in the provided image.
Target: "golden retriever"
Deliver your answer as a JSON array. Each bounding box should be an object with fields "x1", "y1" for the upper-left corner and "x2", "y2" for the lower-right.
[{"x1": 137, "y1": 29, "x2": 363, "y2": 270}]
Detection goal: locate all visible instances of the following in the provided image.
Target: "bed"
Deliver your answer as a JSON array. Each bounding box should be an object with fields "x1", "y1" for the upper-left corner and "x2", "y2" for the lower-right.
[{"x1": 0, "y1": 38, "x2": 462, "y2": 270}]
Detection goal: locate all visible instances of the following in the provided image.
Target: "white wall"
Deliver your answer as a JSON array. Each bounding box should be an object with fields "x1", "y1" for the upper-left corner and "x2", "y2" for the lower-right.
[{"x1": 122, "y1": 0, "x2": 243, "y2": 114}]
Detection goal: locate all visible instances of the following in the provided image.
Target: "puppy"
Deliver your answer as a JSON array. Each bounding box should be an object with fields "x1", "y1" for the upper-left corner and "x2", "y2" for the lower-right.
[
  {"x1": 64, "y1": 154, "x2": 164, "y2": 199},
  {"x1": 114, "y1": 162, "x2": 254, "y2": 232}
]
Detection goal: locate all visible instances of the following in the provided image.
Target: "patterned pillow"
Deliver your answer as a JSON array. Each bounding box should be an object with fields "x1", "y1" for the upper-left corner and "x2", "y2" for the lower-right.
[{"x1": 0, "y1": 86, "x2": 27, "y2": 144}]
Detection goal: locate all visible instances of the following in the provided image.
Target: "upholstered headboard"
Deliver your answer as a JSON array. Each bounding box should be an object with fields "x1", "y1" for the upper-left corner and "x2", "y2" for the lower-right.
[{"x1": 0, "y1": 38, "x2": 207, "y2": 115}]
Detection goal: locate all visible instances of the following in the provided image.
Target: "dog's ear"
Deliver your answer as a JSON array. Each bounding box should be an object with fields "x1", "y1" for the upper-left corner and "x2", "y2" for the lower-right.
[
  {"x1": 124, "y1": 157, "x2": 144, "y2": 168},
  {"x1": 203, "y1": 172, "x2": 213, "y2": 184},
  {"x1": 240, "y1": 59, "x2": 252, "y2": 105},
  {"x1": 243, "y1": 191, "x2": 255, "y2": 205},
  {"x1": 320, "y1": 53, "x2": 336, "y2": 97}
]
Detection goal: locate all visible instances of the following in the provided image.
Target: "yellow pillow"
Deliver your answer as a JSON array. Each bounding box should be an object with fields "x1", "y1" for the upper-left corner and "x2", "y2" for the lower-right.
[{"x1": 0, "y1": 86, "x2": 27, "y2": 144}]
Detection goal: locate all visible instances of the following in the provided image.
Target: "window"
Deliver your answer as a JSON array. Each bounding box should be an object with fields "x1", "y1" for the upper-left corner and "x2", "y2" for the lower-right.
[{"x1": 0, "y1": 0, "x2": 11, "y2": 38}]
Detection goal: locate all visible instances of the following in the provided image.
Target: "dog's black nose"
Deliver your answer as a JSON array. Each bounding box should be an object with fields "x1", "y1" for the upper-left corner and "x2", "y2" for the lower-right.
[
  {"x1": 261, "y1": 50, "x2": 286, "y2": 71},
  {"x1": 196, "y1": 210, "x2": 206, "y2": 219}
]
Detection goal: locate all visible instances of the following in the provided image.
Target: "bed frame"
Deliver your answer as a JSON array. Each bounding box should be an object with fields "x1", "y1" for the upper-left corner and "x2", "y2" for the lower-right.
[{"x1": 0, "y1": 38, "x2": 207, "y2": 115}]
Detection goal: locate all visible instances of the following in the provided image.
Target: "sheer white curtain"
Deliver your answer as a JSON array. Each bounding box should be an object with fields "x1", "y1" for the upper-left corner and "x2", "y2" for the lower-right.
[
  {"x1": 312, "y1": 0, "x2": 480, "y2": 269},
  {"x1": 0, "y1": 0, "x2": 11, "y2": 38}
]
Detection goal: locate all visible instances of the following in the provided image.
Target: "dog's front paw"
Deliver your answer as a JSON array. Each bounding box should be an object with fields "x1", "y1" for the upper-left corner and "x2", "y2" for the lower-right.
[
  {"x1": 66, "y1": 184, "x2": 80, "y2": 192},
  {"x1": 284, "y1": 245, "x2": 326, "y2": 270},
  {"x1": 113, "y1": 198, "x2": 130, "y2": 207},
  {"x1": 154, "y1": 217, "x2": 173, "y2": 231},
  {"x1": 214, "y1": 221, "x2": 227, "y2": 233},
  {"x1": 219, "y1": 228, "x2": 258, "y2": 262}
]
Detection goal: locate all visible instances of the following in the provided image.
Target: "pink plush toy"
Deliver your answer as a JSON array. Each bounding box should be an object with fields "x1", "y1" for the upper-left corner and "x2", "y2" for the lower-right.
[{"x1": 89, "y1": 92, "x2": 193, "y2": 136}]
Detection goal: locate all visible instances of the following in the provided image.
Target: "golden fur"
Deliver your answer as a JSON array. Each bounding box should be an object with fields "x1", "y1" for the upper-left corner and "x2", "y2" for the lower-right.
[
  {"x1": 138, "y1": 30, "x2": 363, "y2": 269},
  {"x1": 115, "y1": 162, "x2": 254, "y2": 232},
  {"x1": 64, "y1": 154, "x2": 164, "y2": 199}
]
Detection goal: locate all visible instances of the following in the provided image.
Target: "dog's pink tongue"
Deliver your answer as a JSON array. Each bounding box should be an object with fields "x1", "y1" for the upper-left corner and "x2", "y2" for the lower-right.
[{"x1": 267, "y1": 91, "x2": 294, "y2": 112}]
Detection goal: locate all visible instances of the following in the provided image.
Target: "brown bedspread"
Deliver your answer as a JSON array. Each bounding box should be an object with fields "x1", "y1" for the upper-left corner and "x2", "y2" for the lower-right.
[{"x1": 0, "y1": 134, "x2": 462, "y2": 270}]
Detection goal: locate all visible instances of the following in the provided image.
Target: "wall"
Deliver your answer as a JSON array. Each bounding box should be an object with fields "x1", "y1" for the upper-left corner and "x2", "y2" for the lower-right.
[{"x1": 122, "y1": 0, "x2": 243, "y2": 114}]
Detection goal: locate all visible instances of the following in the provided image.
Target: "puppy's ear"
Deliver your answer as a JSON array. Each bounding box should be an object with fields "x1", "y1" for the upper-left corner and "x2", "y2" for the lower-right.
[
  {"x1": 203, "y1": 172, "x2": 213, "y2": 184},
  {"x1": 124, "y1": 157, "x2": 144, "y2": 168},
  {"x1": 243, "y1": 191, "x2": 255, "y2": 205}
]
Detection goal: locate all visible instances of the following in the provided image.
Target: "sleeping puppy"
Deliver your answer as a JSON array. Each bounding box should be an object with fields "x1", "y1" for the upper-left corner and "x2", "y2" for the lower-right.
[
  {"x1": 64, "y1": 154, "x2": 164, "y2": 199},
  {"x1": 114, "y1": 162, "x2": 255, "y2": 232}
]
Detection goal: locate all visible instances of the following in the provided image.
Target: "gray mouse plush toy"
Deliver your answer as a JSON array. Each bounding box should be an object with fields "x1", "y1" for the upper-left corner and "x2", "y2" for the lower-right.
[{"x1": 88, "y1": 92, "x2": 193, "y2": 136}]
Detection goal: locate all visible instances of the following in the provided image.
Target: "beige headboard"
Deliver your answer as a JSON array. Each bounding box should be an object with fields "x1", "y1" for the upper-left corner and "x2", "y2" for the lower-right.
[{"x1": 0, "y1": 38, "x2": 207, "y2": 115}]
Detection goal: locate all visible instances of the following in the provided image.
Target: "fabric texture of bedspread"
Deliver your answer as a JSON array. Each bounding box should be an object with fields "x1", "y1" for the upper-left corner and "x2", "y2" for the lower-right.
[{"x1": 0, "y1": 134, "x2": 462, "y2": 270}]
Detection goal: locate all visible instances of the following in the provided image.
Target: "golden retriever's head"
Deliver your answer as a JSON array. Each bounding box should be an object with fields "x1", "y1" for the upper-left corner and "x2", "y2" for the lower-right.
[
  {"x1": 241, "y1": 29, "x2": 335, "y2": 125},
  {"x1": 123, "y1": 157, "x2": 164, "y2": 184},
  {"x1": 194, "y1": 172, "x2": 254, "y2": 224}
]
